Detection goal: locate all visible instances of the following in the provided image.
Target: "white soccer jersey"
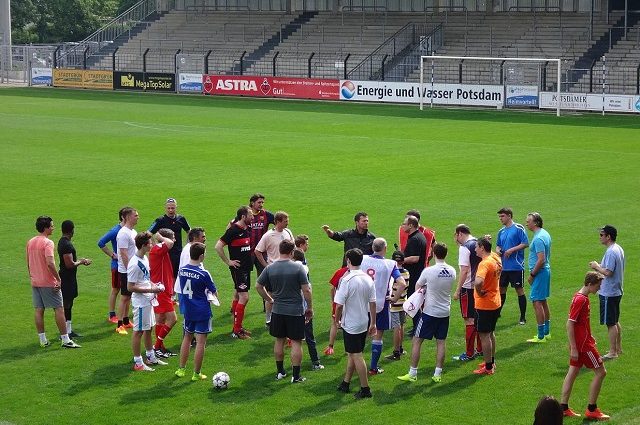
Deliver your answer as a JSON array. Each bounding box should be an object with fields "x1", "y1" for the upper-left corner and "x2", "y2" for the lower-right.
[
  {"x1": 361, "y1": 255, "x2": 398, "y2": 313},
  {"x1": 116, "y1": 226, "x2": 137, "y2": 273},
  {"x1": 176, "y1": 242, "x2": 203, "y2": 294},
  {"x1": 334, "y1": 270, "x2": 375, "y2": 334},
  {"x1": 416, "y1": 260, "x2": 457, "y2": 318},
  {"x1": 127, "y1": 254, "x2": 155, "y2": 308}
]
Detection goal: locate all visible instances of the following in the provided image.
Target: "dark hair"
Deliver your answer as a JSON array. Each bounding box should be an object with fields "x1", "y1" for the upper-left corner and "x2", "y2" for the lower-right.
[
  {"x1": 406, "y1": 209, "x2": 421, "y2": 221},
  {"x1": 249, "y1": 193, "x2": 265, "y2": 205},
  {"x1": 121, "y1": 207, "x2": 137, "y2": 221},
  {"x1": 279, "y1": 239, "x2": 295, "y2": 255},
  {"x1": 533, "y1": 396, "x2": 563, "y2": 425},
  {"x1": 405, "y1": 215, "x2": 419, "y2": 228},
  {"x1": 187, "y1": 227, "x2": 205, "y2": 242},
  {"x1": 294, "y1": 234, "x2": 309, "y2": 247},
  {"x1": 584, "y1": 271, "x2": 605, "y2": 286},
  {"x1": 134, "y1": 231, "x2": 153, "y2": 249},
  {"x1": 455, "y1": 224, "x2": 471, "y2": 235},
  {"x1": 118, "y1": 206, "x2": 132, "y2": 221},
  {"x1": 61, "y1": 220, "x2": 74, "y2": 234},
  {"x1": 36, "y1": 216, "x2": 53, "y2": 233},
  {"x1": 345, "y1": 248, "x2": 363, "y2": 266},
  {"x1": 528, "y1": 212, "x2": 543, "y2": 228},
  {"x1": 354, "y1": 212, "x2": 368, "y2": 222},
  {"x1": 292, "y1": 248, "x2": 305, "y2": 262},
  {"x1": 477, "y1": 237, "x2": 492, "y2": 252},
  {"x1": 190, "y1": 242, "x2": 206, "y2": 260},
  {"x1": 433, "y1": 242, "x2": 448, "y2": 260},
  {"x1": 158, "y1": 228, "x2": 175, "y2": 239},
  {"x1": 274, "y1": 211, "x2": 288, "y2": 223},
  {"x1": 235, "y1": 206, "x2": 251, "y2": 222},
  {"x1": 497, "y1": 207, "x2": 513, "y2": 217},
  {"x1": 600, "y1": 225, "x2": 617, "y2": 241}
]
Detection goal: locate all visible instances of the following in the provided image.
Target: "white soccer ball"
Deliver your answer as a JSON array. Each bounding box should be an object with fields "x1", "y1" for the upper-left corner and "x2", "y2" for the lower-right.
[{"x1": 212, "y1": 372, "x2": 230, "y2": 389}]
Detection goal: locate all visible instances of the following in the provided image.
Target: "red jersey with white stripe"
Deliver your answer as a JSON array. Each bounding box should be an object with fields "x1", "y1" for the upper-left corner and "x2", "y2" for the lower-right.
[
  {"x1": 568, "y1": 292, "x2": 596, "y2": 351},
  {"x1": 149, "y1": 242, "x2": 174, "y2": 296}
]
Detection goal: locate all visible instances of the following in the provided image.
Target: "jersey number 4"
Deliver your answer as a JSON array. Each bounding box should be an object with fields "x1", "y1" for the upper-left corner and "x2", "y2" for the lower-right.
[{"x1": 182, "y1": 279, "x2": 193, "y2": 299}]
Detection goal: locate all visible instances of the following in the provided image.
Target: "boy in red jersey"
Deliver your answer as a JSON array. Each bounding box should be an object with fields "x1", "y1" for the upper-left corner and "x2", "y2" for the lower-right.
[
  {"x1": 150, "y1": 229, "x2": 177, "y2": 357},
  {"x1": 560, "y1": 271, "x2": 610, "y2": 421},
  {"x1": 323, "y1": 266, "x2": 348, "y2": 355}
]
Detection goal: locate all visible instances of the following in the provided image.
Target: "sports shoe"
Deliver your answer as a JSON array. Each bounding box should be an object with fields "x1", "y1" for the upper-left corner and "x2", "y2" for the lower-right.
[
  {"x1": 240, "y1": 327, "x2": 252, "y2": 336},
  {"x1": 584, "y1": 408, "x2": 610, "y2": 421},
  {"x1": 291, "y1": 376, "x2": 306, "y2": 383},
  {"x1": 353, "y1": 389, "x2": 372, "y2": 399},
  {"x1": 68, "y1": 331, "x2": 82, "y2": 338},
  {"x1": 163, "y1": 348, "x2": 177, "y2": 357},
  {"x1": 368, "y1": 367, "x2": 384, "y2": 376},
  {"x1": 231, "y1": 331, "x2": 251, "y2": 340},
  {"x1": 62, "y1": 340, "x2": 81, "y2": 348},
  {"x1": 385, "y1": 351, "x2": 401, "y2": 361},
  {"x1": 397, "y1": 373, "x2": 417, "y2": 382},
  {"x1": 453, "y1": 352, "x2": 473, "y2": 361},
  {"x1": 133, "y1": 363, "x2": 154, "y2": 372},
  {"x1": 477, "y1": 362, "x2": 496, "y2": 371},
  {"x1": 312, "y1": 363, "x2": 325, "y2": 370},
  {"x1": 115, "y1": 326, "x2": 128, "y2": 335},
  {"x1": 472, "y1": 365, "x2": 494, "y2": 375},
  {"x1": 108, "y1": 316, "x2": 119, "y2": 324},
  {"x1": 40, "y1": 340, "x2": 51, "y2": 348},
  {"x1": 323, "y1": 346, "x2": 334, "y2": 355},
  {"x1": 190, "y1": 337, "x2": 197, "y2": 347},
  {"x1": 192, "y1": 372, "x2": 207, "y2": 381},
  {"x1": 432, "y1": 375, "x2": 442, "y2": 383},
  {"x1": 175, "y1": 367, "x2": 186, "y2": 377},
  {"x1": 146, "y1": 356, "x2": 168, "y2": 366},
  {"x1": 527, "y1": 336, "x2": 547, "y2": 343},
  {"x1": 276, "y1": 372, "x2": 287, "y2": 380},
  {"x1": 544, "y1": 333, "x2": 551, "y2": 340},
  {"x1": 336, "y1": 381, "x2": 350, "y2": 393},
  {"x1": 563, "y1": 408, "x2": 581, "y2": 417},
  {"x1": 602, "y1": 352, "x2": 618, "y2": 360},
  {"x1": 472, "y1": 350, "x2": 483, "y2": 359},
  {"x1": 154, "y1": 348, "x2": 169, "y2": 359},
  {"x1": 123, "y1": 322, "x2": 134, "y2": 329},
  {"x1": 519, "y1": 318, "x2": 526, "y2": 325}
]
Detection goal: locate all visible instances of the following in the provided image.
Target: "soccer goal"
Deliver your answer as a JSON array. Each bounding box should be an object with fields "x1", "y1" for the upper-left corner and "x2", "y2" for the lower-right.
[{"x1": 419, "y1": 55, "x2": 562, "y2": 116}]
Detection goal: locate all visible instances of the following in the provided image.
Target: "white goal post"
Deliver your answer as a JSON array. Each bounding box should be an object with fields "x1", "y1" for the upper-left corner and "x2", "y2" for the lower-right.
[{"x1": 420, "y1": 55, "x2": 562, "y2": 117}]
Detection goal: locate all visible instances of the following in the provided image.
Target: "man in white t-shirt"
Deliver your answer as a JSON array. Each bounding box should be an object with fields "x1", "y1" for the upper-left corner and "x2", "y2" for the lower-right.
[
  {"x1": 127, "y1": 231, "x2": 167, "y2": 372},
  {"x1": 176, "y1": 227, "x2": 206, "y2": 294},
  {"x1": 334, "y1": 248, "x2": 376, "y2": 399},
  {"x1": 398, "y1": 243, "x2": 456, "y2": 383},
  {"x1": 115, "y1": 207, "x2": 138, "y2": 335},
  {"x1": 255, "y1": 211, "x2": 294, "y2": 325}
]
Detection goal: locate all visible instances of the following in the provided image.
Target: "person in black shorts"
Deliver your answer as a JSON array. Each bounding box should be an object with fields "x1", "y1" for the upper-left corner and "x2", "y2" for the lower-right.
[{"x1": 148, "y1": 197, "x2": 190, "y2": 280}]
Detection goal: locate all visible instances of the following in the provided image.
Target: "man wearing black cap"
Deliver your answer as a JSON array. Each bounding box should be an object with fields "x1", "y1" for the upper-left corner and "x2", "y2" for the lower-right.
[{"x1": 589, "y1": 225, "x2": 625, "y2": 360}]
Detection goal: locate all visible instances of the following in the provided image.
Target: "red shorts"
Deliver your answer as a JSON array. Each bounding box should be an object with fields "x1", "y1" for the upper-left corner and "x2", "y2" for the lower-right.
[
  {"x1": 153, "y1": 291, "x2": 175, "y2": 314},
  {"x1": 570, "y1": 346, "x2": 603, "y2": 369},
  {"x1": 111, "y1": 269, "x2": 120, "y2": 289}
]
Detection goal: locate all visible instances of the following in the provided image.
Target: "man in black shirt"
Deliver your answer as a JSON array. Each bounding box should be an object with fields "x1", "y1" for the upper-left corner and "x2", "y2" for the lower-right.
[
  {"x1": 149, "y1": 198, "x2": 190, "y2": 279},
  {"x1": 322, "y1": 212, "x2": 376, "y2": 266},
  {"x1": 58, "y1": 220, "x2": 92, "y2": 338},
  {"x1": 401, "y1": 215, "x2": 427, "y2": 336}
]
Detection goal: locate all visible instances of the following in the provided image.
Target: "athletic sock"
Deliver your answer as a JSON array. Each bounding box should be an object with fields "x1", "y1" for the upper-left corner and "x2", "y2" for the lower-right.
[
  {"x1": 133, "y1": 355, "x2": 143, "y2": 366},
  {"x1": 588, "y1": 404, "x2": 597, "y2": 412},
  {"x1": 518, "y1": 295, "x2": 527, "y2": 320},
  {"x1": 234, "y1": 303, "x2": 246, "y2": 333},
  {"x1": 61, "y1": 334, "x2": 71, "y2": 344},
  {"x1": 66, "y1": 320, "x2": 72, "y2": 334},
  {"x1": 38, "y1": 333, "x2": 47, "y2": 344},
  {"x1": 486, "y1": 361, "x2": 494, "y2": 371},
  {"x1": 109, "y1": 311, "x2": 116, "y2": 318},
  {"x1": 434, "y1": 367, "x2": 443, "y2": 377},
  {"x1": 117, "y1": 320, "x2": 123, "y2": 327},
  {"x1": 544, "y1": 319, "x2": 550, "y2": 335},
  {"x1": 465, "y1": 325, "x2": 475, "y2": 356},
  {"x1": 537, "y1": 324, "x2": 545, "y2": 340},
  {"x1": 561, "y1": 403, "x2": 569, "y2": 411},
  {"x1": 409, "y1": 366, "x2": 418, "y2": 378},
  {"x1": 476, "y1": 330, "x2": 483, "y2": 353},
  {"x1": 370, "y1": 340, "x2": 383, "y2": 370},
  {"x1": 292, "y1": 365, "x2": 301, "y2": 380},
  {"x1": 276, "y1": 361, "x2": 286, "y2": 375},
  {"x1": 123, "y1": 316, "x2": 130, "y2": 326},
  {"x1": 231, "y1": 299, "x2": 238, "y2": 315},
  {"x1": 154, "y1": 324, "x2": 168, "y2": 349},
  {"x1": 146, "y1": 349, "x2": 156, "y2": 361}
]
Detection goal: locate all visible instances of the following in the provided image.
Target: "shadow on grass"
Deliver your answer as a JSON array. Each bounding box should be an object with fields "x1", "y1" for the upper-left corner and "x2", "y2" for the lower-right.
[
  {"x1": 64, "y1": 363, "x2": 133, "y2": 396},
  {"x1": 119, "y1": 375, "x2": 192, "y2": 404},
  {"x1": 279, "y1": 380, "x2": 350, "y2": 423}
]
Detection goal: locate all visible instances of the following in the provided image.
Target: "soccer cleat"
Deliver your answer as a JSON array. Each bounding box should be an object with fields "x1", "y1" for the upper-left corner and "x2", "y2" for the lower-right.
[
  {"x1": 240, "y1": 327, "x2": 252, "y2": 336},
  {"x1": 385, "y1": 352, "x2": 401, "y2": 361},
  {"x1": 563, "y1": 408, "x2": 581, "y2": 417},
  {"x1": 191, "y1": 372, "x2": 207, "y2": 381},
  {"x1": 312, "y1": 363, "x2": 325, "y2": 370},
  {"x1": 519, "y1": 318, "x2": 526, "y2": 325},
  {"x1": 477, "y1": 362, "x2": 496, "y2": 371},
  {"x1": 544, "y1": 334, "x2": 551, "y2": 340},
  {"x1": 397, "y1": 374, "x2": 417, "y2": 382},
  {"x1": 276, "y1": 372, "x2": 288, "y2": 380},
  {"x1": 108, "y1": 316, "x2": 119, "y2": 324},
  {"x1": 602, "y1": 352, "x2": 618, "y2": 360},
  {"x1": 62, "y1": 340, "x2": 81, "y2": 349},
  {"x1": 133, "y1": 363, "x2": 154, "y2": 372},
  {"x1": 146, "y1": 356, "x2": 168, "y2": 366},
  {"x1": 336, "y1": 382, "x2": 350, "y2": 393},
  {"x1": 584, "y1": 408, "x2": 610, "y2": 421},
  {"x1": 115, "y1": 326, "x2": 128, "y2": 335},
  {"x1": 472, "y1": 365, "x2": 494, "y2": 375},
  {"x1": 323, "y1": 346, "x2": 334, "y2": 355},
  {"x1": 527, "y1": 336, "x2": 547, "y2": 343},
  {"x1": 154, "y1": 348, "x2": 169, "y2": 359},
  {"x1": 163, "y1": 349, "x2": 177, "y2": 357},
  {"x1": 231, "y1": 331, "x2": 251, "y2": 340},
  {"x1": 432, "y1": 375, "x2": 442, "y2": 383},
  {"x1": 453, "y1": 352, "x2": 473, "y2": 361},
  {"x1": 123, "y1": 322, "x2": 134, "y2": 329},
  {"x1": 368, "y1": 367, "x2": 384, "y2": 376},
  {"x1": 68, "y1": 331, "x2": 82, "y2": 339},
  {"x1": 175, "y1": 368, "x2": 186, "y2": 378},
  {"x1": 40, "y1": 340, "x2": 51, "y2": 348},
  {"x1": 353, "y1": 389, "x2": 372, "y2": 399},
  {"x1": 291, "y1": 376, "x2": 306, "y2": 383}
]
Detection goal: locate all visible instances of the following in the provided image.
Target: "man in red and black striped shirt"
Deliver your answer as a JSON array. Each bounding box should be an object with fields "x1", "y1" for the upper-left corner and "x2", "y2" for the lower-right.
[{"x1": 248, "y1": 193, "x2": 275, "y2": 275}]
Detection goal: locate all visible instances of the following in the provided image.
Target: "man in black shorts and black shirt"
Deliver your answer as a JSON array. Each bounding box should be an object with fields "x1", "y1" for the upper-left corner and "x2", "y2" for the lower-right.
[
  {"x1": 402, "y1": 214, "x2": 427, "y2": 335},
  {"x1": 322, "y1": 212, "x2": 376, "y2": 267},
  {"x1": 148, "y1": 197, "x2": 190, "y2": 280},
  {"x1": 215, "y1": 206, "x2": 254, "y2": 340}
]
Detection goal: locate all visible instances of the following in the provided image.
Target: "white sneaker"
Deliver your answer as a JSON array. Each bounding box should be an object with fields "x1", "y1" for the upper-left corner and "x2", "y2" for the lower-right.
[
  {"x1": 276, "y1": 372, "x2": 287, "y2": 380},
  {"x1": 146, "y1": 355, "x2": 168, "y2": 366},
  {"x1": 133, "y1": 363, "x2": 155, "y2": 372},
  {"x1": 61, "y1": 340, "x2": 81, "y2": 348}
]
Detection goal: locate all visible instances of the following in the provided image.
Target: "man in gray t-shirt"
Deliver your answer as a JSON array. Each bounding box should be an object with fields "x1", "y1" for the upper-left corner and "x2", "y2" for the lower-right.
[{"x1": 257, "y1": 240, "x2": 312, "y2": 383}]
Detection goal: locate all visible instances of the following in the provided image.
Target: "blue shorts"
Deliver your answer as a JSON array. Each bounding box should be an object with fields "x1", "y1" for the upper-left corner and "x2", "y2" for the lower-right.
[
  {"x1": 183, "y1": 318, "x2": 212, "y2": 335},
  {"x1": 529, "y1": 268, "x2": 550, "y2": 301},
  {"x1": 415, "y1": 313, "x2": 449, "y2": 340},
  {"x1": 599, "y1": 295, "x2": 622, "y2": 326},
  {"x1": 375, "y1": 302, "x2": 391, "y2": 331}
]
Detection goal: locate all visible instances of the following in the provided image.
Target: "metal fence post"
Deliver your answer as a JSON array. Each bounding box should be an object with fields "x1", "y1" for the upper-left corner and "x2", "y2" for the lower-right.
[
  {"x1": 308, "y1": 52, "x2": 314, "y2": 78},
  {"x1": 174, "y1": 49, "x2": 181, "y2": 77},
  {"x1": 636, "y1": 62, "x2": 640, "y2": 94},
  {"x1": 240, "y1": 51, "x2": 246, "y2": 76},
  {"x1": 205, "y1": 50, "x2": 212, "y2": 74},
  {"x1": 381, "y1": 54, "x2": 388, "y2": 81},
  {"x1": 53, "y1": 46, "x2": 61, "y2": 68},
  {"x1": 83, "y1": 46, "x2": 90, "y2": 70},
  {"x1": 272, "y1": 51, "x2": 279, "y2": 76},
  {"x1": 344, "y1": 53, "x2": 351, "y2": 80},
  {"x1": 589, "y1": 58, "x2": 597, "y2": 93},
  {"x1": 459, "y1": 60, "x2": 463, "y2": 84},
  {"x1": 112, "y1": 47, "x2": 119, "y2": 72},
  {"x1": 143, "y1": 48, "x2": 150, "y2": 73}
]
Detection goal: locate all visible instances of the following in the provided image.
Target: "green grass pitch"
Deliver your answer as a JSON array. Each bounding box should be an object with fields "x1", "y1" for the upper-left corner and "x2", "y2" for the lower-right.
[{"x1": 0, "y1": 87, "x2": 638, "y2": 424}]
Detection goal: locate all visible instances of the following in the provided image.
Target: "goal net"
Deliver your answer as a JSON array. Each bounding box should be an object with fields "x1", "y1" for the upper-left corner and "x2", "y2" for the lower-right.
[{"x1": 419, "y1": 55, "x2": 562, "y2": 116}]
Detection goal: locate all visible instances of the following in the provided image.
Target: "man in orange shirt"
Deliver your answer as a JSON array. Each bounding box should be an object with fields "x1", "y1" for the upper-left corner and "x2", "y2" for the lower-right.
[
  {"x1": 472, "y1": 237, "x2": 502, "y2": 375},
  {"x1": 27, "y1": 216, "x2": 80, "y2": 348}
]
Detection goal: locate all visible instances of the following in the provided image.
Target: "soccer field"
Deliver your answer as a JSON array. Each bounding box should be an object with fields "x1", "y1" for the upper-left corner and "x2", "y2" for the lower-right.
[{"x1": 0, "y1": 87, "x2": 638, "y2": 425}]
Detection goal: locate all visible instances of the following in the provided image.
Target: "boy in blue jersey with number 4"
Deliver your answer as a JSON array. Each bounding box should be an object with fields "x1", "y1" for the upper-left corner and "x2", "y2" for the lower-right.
[{"x1": 175, "y1": 242, "x2": 219, "y2": 381}]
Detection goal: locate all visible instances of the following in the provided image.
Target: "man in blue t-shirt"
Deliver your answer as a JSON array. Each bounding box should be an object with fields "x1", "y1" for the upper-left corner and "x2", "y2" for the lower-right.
[
  {"x1": 525, "y1": 212, "x2": 552, "y2": 343},
  {"x1": 495, "y1": 207, "x2": 529, "y2": 325},
  {"x1": 589, "y1": 225, "x2": 625, "y2": 360},
  {"x1": 97, "y1": 208, "x2": 126, "y2": 323},
  {"x1": 175, "y1": 242, "x2": 218, "y2": 382}
]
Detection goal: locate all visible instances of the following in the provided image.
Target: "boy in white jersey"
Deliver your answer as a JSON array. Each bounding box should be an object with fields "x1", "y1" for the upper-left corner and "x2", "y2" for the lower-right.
[
  {"x1": 398, "y1": 243, "x2": 456, "y2": 383},
  {"x1": 127, "y1": 231, "x2": 167, "y2": 372}
]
